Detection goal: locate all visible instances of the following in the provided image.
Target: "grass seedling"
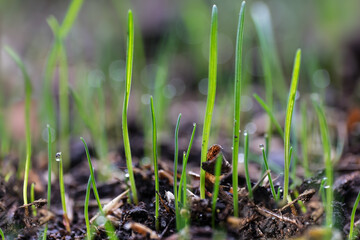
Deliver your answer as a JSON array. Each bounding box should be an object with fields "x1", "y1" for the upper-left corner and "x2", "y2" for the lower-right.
[
  {"x1": 200, "y1": 4, "x2": 218, "y2": 199},
  {"x1": 301, "y1": 101, "x2": 310, "y2": 178},
  {"x1": 178, "y1": 123, "x2": 197, "y2": 203},
  {"x1": 122, "y1": 10, "x2": 138, "y2": 204},
  {"x1": 232, "y1": 1, "x2": 246, "y2": 218},
  {"x1": 0, "y1": 228, "x2": 4, "y2": 240},
  {"x1": 4, "y1": 46, "x2": 32, "y2": 213},
  {"x1": 41, "y1": 0, "x2": 84, "y2": 128},
  {"x1": 80, "y1": 137, "x2": 103, "y2": 213},
  {"x1": 84, "y1": 176, "x2": 92, "y2": 240},
  {"x1": 283, "y1": 49, "x2": 301, "y2": 203},
  {"x1": 253, "y1": 94, "x2": 284, "y2": 138},
  {"x1": 43, "y1": 124, "x2": 52, "y2": 240},
  {"x1": 313, "y1": 98, "x2": 333, "y2": 228},
  {"x1": 150, "y1": 96, "x2": 160, "y2": 231},
  {"x1": 349, "y1": 191, "x2": 360, "y2": 240},
  {"x1": 260, "y1": 145, "x2": 277, "y2": 200},
  {"x1": 212, "y1": 154, "x2": 222, "y2": 228},
  {"x1": 30, "y1": 183, "x2": 36, "y2": 216},
  {"x1": 243, "y1": 131, "x2": 253, "y2": 199},
  {"x1": 174, "y1": 114, "x2": 181, "y2": 231},
  {"x1": 56, "y1": 152, "x2": 71, "y2": 232}
]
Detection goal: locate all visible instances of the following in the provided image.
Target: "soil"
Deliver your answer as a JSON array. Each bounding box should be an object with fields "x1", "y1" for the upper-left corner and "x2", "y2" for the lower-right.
[{"x1": 0, "y1": 119, "x2": 359, "y2": 240}]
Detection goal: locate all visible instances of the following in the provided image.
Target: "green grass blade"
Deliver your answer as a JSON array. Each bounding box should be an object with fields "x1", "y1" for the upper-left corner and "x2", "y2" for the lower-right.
[
  {"x1": 84, "y1": 176, "x2": 92, "y2": 240},
  {"x1": 212, "y1": 154, "x2": 222, "y2": 228},
  {"x1": 43, "y1": 124, "x2": 52, "y2": 239},
  {"x1": 244, "y1": 131, "x2": 252, "y2": 199},
  {"x1": 260, "y1": 146, "x2": 277, "y2": 200},
  {"x1": 150, "y1": 96, "x2": 160, "y2": 231},
  {"x1": 253, "y1": 93, "x2": 284, "y2": 138},
  {"x1": 313, "y1": 99, "x2": 333, "y2": 228},
  {"x1": 4, "y1": 46, "x2": 32, "y2": 208},
  {"x1": 232, "y1": 1, "x2": 246, "y2": 218},
  {"x1": 30, "y1": 183, "x2": 36, "y2": 216},
  {"x1": 283, "y1": 49, "x2": 301, "y2": 203},
  {"x1": 200, "y1": 4, "x2": 218, "y2": 199},
  {"x1": 80, "y1": 137, "x2": 104, "y2": 213},
  {"x1": 59, "y1": 0, "x2": 84, "y2": 38},
  {"x1": 174, "y1": 113, "x2": 181, "y2": 231},
  {"x1": 122, "y1": 9, "x2": 138, "y2": 204},
  {"x1": 0, "y1": 228, "x2": 4, "y2": 240},
  {"x1": 178, "y1": 123, "x2": 197, "y2": 199},
  {"x1": 349, "y1": 191, "x2": 360, "y2": 240}
]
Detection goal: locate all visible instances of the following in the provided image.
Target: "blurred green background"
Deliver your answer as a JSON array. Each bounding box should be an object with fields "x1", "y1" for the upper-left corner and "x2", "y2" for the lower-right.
[{"x1": 0, "y1": 0, "x2": 359, "y2": 164}]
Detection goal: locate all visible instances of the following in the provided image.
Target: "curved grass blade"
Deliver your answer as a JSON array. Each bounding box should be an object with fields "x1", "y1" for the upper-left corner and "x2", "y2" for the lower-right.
[
  {"x1": 173, "y1": 114, "x2": 181, "y2": 231},
  {"x1": 200, "y1": 4, "x2": 218, "y2": 199},
  {"x1": 283, "y1": 49, "x2": 301, "y2": 203},
  {"x1": 4, "y1": 46, "x2": 32, "y2": 210},
  {"x1": 349, "y1": 191, "x2": 360, "y2": 240}
]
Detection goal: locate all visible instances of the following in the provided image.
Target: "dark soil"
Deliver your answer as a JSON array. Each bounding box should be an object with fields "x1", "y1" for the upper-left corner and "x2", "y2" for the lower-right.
[{"x1": 0, "y1": 122, "x2": 359, "y2": 240}]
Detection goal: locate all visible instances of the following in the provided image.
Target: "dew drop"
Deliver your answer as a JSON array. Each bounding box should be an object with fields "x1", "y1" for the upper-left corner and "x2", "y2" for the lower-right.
[
  {"x1": 55, "y1": 152, "x2": 62, "y2": 162},
  {"x1": 244, "y1": 130, "x2": 248, "y2": 136},
  {"x1": 324, "y1": 185, "x2": 330, "y2": 189},
  {"x1": 259, "y1": 144, "x2": 264, "y2": 150},
  {"x1": 193, "y1": 123, "x2": 196, "y2": 127}
]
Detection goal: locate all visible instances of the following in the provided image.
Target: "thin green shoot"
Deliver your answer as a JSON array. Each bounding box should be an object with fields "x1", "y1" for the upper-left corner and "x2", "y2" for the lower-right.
[
  {"x1": 56, "y1": 152, "x2": 70, "y2": 232},
  {"x1": 4, "y1": 46, "x2": 32, "y2": 212},
  {"x1": 182, "y1": 152, "x2": 187, "y2": 207},
  {"x1": 84, "y1": 176, "x2": 92, "y2": 240},
  {"x1": 313, "y1": 98, "x2": 333, "y2": 228},
  {"x1": 150, "y1": 96, "x2": 160, "y2": 231},
  {"x1": 349, "y1": 191, "x2": 360, "y2": 240},
  {"x1": 173, "y1": 114, "x2": 181, "y2": 231},
  {"x1": 200, "y1": 4, "x2": 218, "y2": 199},
  {"x1": 212, "y1": 154, "x2": 222, "y2": 228},
  {"x1": 260, "y1": 145, "x2": 277, "y2": 200},
  {"x1": 319, "y1": 177, "x2": 327, "y2": 206},
  {"x1": 178, "y1": 123, "x2": 197, "y2": 200},
  {"x1": 232, "y1": 1, "x2": 246, "y2": 218},
  {"x1": 243, "y1": 131, "x2": 252, "y2": 199},
  {"x1": 0, "y1": 228, "x2": 4, "y2": 240},
  {"x1": 301, "y1": 101, "x2": 310, "y2": 177},
  {"x1": 42, "y1": 0, "x2": 84, "y2": 128},
  {"x1": 80, "y1": 137, "x2": 103, "y2": 213},
  {"x1": 43, "y1": 124, "x2": 52, "y2": 240},
  {"x1": 253, "y1": 93, "x2": 284, "y2": 138},
  {"x1": 30, "y1": 183, "x2": 36, "y2": 216},
  {"x1": 283, "y1": 49, "x2": 301, "y2": 203},
  {"x1": 122, "y1": 10, "x2": 138, "y2": 204}
]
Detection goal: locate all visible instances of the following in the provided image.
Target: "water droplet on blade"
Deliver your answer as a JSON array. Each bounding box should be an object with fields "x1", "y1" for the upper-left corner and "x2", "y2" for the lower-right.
[
  {"x1": 259, "y1": 144, "x2": 264, "y2": 150},
  {"x1": 55, "y1": 152, "x2": 62, "y2": 162}
]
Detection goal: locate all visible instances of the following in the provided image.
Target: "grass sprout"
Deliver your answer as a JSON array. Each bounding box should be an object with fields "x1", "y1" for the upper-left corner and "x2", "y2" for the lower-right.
[
  {"x1": 283, "y1": 49, "x2": 301, "y2": 203},
  {"x1": 178, "y1": 123, "x2": 197, "y2": 202},
  {"x1": 301, "y1": 101, "x2": 310, "y2": 178},
  {"x1": 56, "y1": 152, "x2": 71, "y2": 232},
  {"x1": 174, "y1": 114, "x2": 181, "y2": 231},
  {"x1": 42, "y1": 0, "x2": 84, "y2": 128},
  {"x1": 260, "y1": 145, "x2": 277, "y2": 200},
  {"x1": 243, "y1": 131, "x2": 252, "y2": 199},
  {"x1": 80, "y1": 137, "x2": 103, "y2": 213},
  {"x1": 4, "y1": 46, "x2": 32, "y2": 212},
  {"x1": 200, "y1": 4, "x2": 218, "y2": 199},
  {"x1": 232, "y1": 1, "x2": 246, "y2": 218},
  {"x1": 212, "y1": 154, "x2": 222, "y2": 228},
  {"x1": 313, "y1": 98, "x2": 333, "y2": 228},
  {"x1": 122, "y1": 10, "x2": 138, "y2": 204},
  {"x1": 43, "y1": 124, "x2": 53, "y2": 239},
  {"x1": 150, "y1": 96, "x2": 160, "y2": 231},
  {"x1": 30, "y1": 183, "x2": 36, "y2": 216},
  {"x1": 349, "y1": 191, "x2": 360, "y2": 240},
  {"x1": 84, "y1": 176, "x2": 93, "y2": 240},
  {"x1": 0, "y1": 228, "x2": 4, "y2": 240}
]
